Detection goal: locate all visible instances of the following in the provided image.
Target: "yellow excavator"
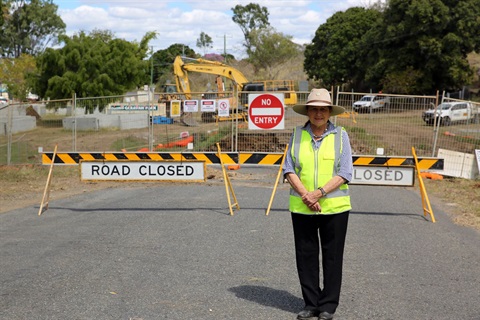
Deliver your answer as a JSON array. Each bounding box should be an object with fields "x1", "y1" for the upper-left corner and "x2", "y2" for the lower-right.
[{"x1": 170, "y1": 56, "x2": 297, "y2": 123}]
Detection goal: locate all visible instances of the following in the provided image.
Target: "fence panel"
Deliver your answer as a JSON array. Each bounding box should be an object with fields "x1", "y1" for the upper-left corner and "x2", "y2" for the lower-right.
[
  {"x1": 1, "y1": 90, "x2": 479, "y2": 172},
  {"x1": 1, "y1": 98, "x2": 73, "y2": 165},
  {"x1": 335, "y1": 92, "x2": 440, "y2": 157}
]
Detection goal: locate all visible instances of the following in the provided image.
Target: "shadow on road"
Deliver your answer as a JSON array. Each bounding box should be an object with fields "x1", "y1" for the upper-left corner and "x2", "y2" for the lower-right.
[
  {"x1": 351, "y1": 210, "x2": 429, "y2": 221},
  {"x1": 229, "y1": 285, "x2": 303, "y2": 313},
  {"x1": 38, "y1": 205, "x2": 291, "y2": 216}
]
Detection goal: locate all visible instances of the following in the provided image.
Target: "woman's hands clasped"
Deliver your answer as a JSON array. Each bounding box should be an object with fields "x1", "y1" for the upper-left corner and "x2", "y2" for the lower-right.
[{"x1": 302, "y1": 191, "x2": 321, "y2": 212}]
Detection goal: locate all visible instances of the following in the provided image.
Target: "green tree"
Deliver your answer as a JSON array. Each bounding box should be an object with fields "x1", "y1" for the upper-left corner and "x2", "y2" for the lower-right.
[
  {"x1": 375, "y1": 0, "x2": 480, "y2": 93},
  {"x1": 33, "y1": 30, "x2": 156, "y2": 112},
  {"x1": 0, "y1": 0, "x2": 66, "y2": 58},
  {"x1": 196, "y1": 32, "x2": 213, "y2": 56},
  {"x1": 304, "y1": 7, "x2": 382, "y2": 90},
  {"x1": 305, "y1": 0, "x2": 480, "y2": 94},
  {"x1": 150, "y1": 44, "x2": 196, "y2": 87},
  {"x1": 1, "y1": 1, "x2": 6, "y2": 26},
  {"x1": 248, "y1": 27, "x2": 301, "y2": 78},
  {"x1": 0, "y1": 53, "x2": 36, "y2": 100},
  {"x1": 231, "y1": 3, "x2": 270, "y2": 56}
]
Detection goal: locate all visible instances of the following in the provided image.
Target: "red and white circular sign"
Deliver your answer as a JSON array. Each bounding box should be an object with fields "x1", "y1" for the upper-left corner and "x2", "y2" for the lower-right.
[{"x1": 248, "y1": 93, "x2": 285, "y2": 130}]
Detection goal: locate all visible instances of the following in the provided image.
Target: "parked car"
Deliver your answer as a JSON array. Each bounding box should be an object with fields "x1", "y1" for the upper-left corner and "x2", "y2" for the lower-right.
[
  {"x1": 352, "y1": 95, "x2": 390, "y2": 112},
  {"x1": 422, "y1": 101, "x2": 479, "y2": 126},
  {"x1": 27, "y1": 92, "x2": 39, "y2": 101},
  {"x1": 0, "y1": 97, "x2": 8, "y2": 105}
]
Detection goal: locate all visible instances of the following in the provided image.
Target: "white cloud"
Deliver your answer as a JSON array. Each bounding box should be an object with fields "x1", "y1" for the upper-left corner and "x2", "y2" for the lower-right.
[{"x1": 56, "y1": 0, "x2": 373, "y2": 57}]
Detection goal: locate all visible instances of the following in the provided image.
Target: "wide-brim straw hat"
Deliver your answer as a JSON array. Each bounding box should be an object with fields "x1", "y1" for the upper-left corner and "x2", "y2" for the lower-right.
[{"x1": 293, "y1": 88, "x2": 345, "y2": 116}]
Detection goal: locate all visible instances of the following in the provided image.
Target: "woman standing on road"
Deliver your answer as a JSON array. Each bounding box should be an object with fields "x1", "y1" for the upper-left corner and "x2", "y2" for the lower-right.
[{"x1": 283, "y1": 88, "x2": 353, "y2": 320}]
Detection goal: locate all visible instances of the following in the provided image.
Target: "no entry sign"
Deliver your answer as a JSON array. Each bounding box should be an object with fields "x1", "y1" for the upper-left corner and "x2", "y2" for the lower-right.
[{"x1": 248, "y1": 93, "x2": 285, "y2": 130}]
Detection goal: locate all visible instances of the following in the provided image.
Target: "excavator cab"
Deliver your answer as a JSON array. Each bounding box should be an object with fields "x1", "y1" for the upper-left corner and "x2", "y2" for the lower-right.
[
  {"x1": 240, "y1": 83, "x2": 265, "y2": 107},
  {"x1": 164, "y1": 84, "x2": 176, "y2": 93}
]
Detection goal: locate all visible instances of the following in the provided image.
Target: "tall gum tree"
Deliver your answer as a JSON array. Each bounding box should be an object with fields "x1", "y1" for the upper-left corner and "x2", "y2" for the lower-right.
[
  {"x1": 231, "y1": 3, "x2": 270, "y2": 57},
  {"x1": 248, "y1": 27, "x2": 301, "y2": 79},
  {"x1": 0, "y1": 0, "x2": 66, "y2": 58}
]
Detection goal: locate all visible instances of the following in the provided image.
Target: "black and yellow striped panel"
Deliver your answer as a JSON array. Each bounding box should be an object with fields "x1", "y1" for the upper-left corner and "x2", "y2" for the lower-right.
[
  {"x1": 352, "y1": 156, "x2": 444, "y2": 170},
  {"x1": 42, "y1": 152, "x2": 444, "y2": 170},
  {"x1": 239, "y1": 153, "x2": 284, "y2": 165},
  {"x1": 42, "y1": 152, "x2": 238, "y2": 165}
]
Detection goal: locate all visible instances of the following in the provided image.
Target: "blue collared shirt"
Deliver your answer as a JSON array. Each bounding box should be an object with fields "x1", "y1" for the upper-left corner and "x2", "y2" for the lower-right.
[{"x1": 282, "y1": 121, "x2": 353, "y2": 183}]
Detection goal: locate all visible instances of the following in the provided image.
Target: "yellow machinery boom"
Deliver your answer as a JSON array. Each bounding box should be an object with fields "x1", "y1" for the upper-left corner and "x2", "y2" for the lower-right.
[{"x1": 172, "y1": 56, "x2": 297, "y2": 106}]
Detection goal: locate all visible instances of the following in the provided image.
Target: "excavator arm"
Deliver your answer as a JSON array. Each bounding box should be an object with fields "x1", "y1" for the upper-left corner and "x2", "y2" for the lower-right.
[
  {"x1": 173, "y1": 56, "x2": 192, "y2": 99},
  {"x1": 173, "y1": 56, "x2": 249, "y2": 96},
  {"x1": 172, "y1": 55, "x2": 297, "y2": 109}
]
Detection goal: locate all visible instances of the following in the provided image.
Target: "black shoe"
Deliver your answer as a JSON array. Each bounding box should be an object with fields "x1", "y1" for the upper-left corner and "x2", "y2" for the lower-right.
[
  {"x1": 297, "y1": 309, "x2": 319, "y2": 319},
  {"x1": 318, "y1": 311, "x2": 334, "y2": 320}
]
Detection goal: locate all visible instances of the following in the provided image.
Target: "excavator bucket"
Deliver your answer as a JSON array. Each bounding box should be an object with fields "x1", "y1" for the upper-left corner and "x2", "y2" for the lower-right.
[{"x1": 180, "y1": 113, "x2": 199, "y2": 126}]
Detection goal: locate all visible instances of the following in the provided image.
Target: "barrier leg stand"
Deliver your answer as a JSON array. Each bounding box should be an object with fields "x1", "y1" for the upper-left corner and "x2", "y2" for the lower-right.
[
  {"x1": 38, "y1": 144, "x2": 58, "y2": 216},
  {"x1": 412, "y1": 147, "x2": 436, "y2": 223},
  {"x1": 265, "y1": 144, "x2": 289, "y2": 216},
  {"x1": 216, "y1": 143, "x2": 239, "y2": 216},
  {"x1": 351, "y1": 111, "x2": 357, "y2": 124}
]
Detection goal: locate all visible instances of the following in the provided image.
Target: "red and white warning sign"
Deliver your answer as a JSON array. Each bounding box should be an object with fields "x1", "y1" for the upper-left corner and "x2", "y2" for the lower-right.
[
  {"x1": 248, "y1": 93, "x2": 285, "y2": 130},
  {"x1": 201, "y1": 99, "x2": 216, "y2": 112},
  {"x1": 217, "y1": 99, "x2": 230, "y2": 117},
  {"x1": 184, "y1": 100, "x2": 198, "y2": 112}
]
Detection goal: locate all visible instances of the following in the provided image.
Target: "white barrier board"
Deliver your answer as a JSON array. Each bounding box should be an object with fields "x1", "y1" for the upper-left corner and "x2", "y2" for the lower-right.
[
  {"x1": 351, "y1": 165, "x2": 414, "y2": 186},
  {"x1": 475, "y1": 149, "x2": 480, "y2": 176},
  {"x1": 80, "y1": 160, "x2": 205, "y2": 182}
]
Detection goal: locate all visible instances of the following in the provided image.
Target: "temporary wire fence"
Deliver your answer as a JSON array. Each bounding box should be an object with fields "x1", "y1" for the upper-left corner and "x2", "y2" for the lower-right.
[{"x1": 1, "y1": 89, "x2": 479, "y2": 176}]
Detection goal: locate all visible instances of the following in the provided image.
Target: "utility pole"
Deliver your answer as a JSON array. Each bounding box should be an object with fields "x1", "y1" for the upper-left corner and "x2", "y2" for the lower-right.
[
  {"x1": 217, "y1": 34, "x2": 232, "y2": 63},
  {"x1": 148, "y1": 46, "x2": 154, "y2": 151}
]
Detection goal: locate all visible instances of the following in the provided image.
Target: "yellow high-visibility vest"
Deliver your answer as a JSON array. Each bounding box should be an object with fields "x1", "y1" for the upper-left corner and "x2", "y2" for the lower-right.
[{"x1": 289, "y1": 126, "x2": 351, "y2": 215}]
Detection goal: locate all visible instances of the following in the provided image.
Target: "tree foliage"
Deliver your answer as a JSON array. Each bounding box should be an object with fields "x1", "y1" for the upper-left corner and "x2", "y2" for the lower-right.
[
  {"x1": 1, "y1": 1, "x2": 6, "y2": 26},
  {"x1": 33, "y1": 30, "x2": 156, "y2": 111},
  {"x1": 248, "y1": 27, "x2": 301, "y2": 78},
  {"x1": 376, "y1": 0, "x2": 480, "y2": 93},
  {"x1": 0, "y1": 0, "x2": 66, "y2": 58},
  {"x1": 231, "y1": 3, "x2": 270, "y2": 56},
  {"x1": 196, "y1": 32, "x2": 213, "y2": 55},
  {"x1": 0, "y1": 53, "x2": 36, "y2": 100},
  {"x1": 305, "y1": 0, "x2": 480, "y2": 94},
  {"x1": 304, "y1": 7, "x2": 382, "y2": 90},
  {"x1": 150, "y1": 43, "x2": 196, "y2": 87}
]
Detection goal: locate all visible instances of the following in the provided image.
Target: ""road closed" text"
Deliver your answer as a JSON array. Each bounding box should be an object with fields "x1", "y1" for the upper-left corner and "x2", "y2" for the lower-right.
[
  {"x1": 350, "y1": 166, "x2": 414, "y2": 186},
  {"x1": 80, "y1": 161, "x2": 205, "y2": 181}
]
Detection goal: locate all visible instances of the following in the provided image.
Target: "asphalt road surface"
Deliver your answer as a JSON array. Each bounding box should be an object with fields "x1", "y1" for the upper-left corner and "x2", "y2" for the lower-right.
[{"x1": 1, "y1": 166, "x2": 479, "y2": 320}]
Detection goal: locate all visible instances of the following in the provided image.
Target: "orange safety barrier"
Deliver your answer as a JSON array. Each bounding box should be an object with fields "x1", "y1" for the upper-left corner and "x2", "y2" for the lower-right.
[
  {"x1": 420, "y1": 172, "x2": 444, "y2": 180},
  {"x1": 155, "y1": 135, "x2": 194, "y2": 149}
]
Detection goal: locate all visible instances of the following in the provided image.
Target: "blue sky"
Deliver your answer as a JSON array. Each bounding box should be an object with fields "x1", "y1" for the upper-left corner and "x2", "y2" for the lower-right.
[{"x1": 54, "y1": 0, "x2": 376, "y2": 57}]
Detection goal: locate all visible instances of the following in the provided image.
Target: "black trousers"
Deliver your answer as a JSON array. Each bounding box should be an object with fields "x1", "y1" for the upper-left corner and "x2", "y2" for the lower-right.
[{"x1": 291, "y1": 211, "x2": 349, "y2": 314}]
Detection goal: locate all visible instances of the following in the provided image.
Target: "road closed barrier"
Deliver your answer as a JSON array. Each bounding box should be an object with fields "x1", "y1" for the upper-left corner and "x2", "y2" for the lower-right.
[
  {"x1": 80, "y1": 160, "x2": 206, "y2": 182},
  {"x1": 41, "y1": 152, "x2": 444, "y2": 170},
  {"x1": 351, "y1": 165, "x2": 414, "y2": 186}
]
